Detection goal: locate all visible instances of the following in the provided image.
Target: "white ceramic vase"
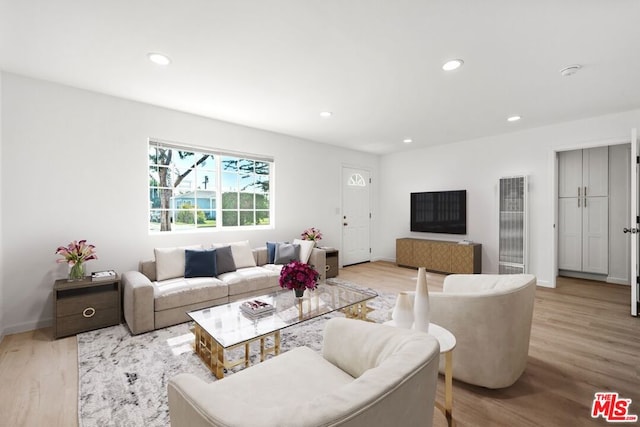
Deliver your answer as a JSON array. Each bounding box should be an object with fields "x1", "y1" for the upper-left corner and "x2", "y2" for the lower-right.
[
  {"x1": 391, "y1": 291, "x2": 414, "y2": 329},
  {"x1": 413, "y1": 267, "x2": 430, "y2": 333}
]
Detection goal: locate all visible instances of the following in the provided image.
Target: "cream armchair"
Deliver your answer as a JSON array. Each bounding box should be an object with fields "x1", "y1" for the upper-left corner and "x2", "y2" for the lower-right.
[
  {"x1": 168, "y1": 318, "x2": 440, "y2": 427},
  {"x1": 429, "y1": 274, "x2": 536, "y2": 389}
]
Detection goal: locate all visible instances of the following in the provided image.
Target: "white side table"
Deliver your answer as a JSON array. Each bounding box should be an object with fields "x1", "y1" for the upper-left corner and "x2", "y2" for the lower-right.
[{"x1": 384, "y1": 321, "x2": 456, "y2": 427}]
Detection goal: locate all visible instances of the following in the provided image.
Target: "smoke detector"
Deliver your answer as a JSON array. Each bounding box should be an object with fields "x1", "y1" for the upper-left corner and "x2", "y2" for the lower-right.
[{"x1": 560, "y1": 64, "x2": 581, "y2": 77}]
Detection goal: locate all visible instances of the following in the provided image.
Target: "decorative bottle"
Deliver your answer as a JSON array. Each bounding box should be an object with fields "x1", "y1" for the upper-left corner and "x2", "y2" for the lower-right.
[{"x1": 413, "y1": 267, "x2": 430, "y2": 333}]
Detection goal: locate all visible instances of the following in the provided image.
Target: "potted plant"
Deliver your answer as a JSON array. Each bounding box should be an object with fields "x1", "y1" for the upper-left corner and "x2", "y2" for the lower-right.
[
  {"x1": 55, "y1": 239, "x2": 98, "y2": 281},
  {"x1": 300, "y1": 227, "x2": 323, "y2": 243},
  {"x1": 279, "y1": 261, "x2": 319, "y2": 297}
]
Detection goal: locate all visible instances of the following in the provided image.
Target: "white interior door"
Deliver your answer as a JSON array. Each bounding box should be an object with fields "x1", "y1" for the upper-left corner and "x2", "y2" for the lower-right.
[
  {"x1": 342, "y1": 167, "x2": 371, "y2": 266},
  {"x1": 630, "y1": 128, "x2": 638, "y2": 316}
]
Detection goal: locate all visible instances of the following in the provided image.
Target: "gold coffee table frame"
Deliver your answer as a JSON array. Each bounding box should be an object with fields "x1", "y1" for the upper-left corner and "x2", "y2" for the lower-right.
[
  {"x1": 188, "y1": 282, "x2": 377, "y2": 379},
  {"x1": 193, "y1": 324, "x2": 281, "y2": 379}
]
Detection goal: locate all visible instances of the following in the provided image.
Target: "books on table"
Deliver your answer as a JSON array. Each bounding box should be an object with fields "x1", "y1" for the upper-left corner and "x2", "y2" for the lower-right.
[
  {"x1": 240, "y1": 299, "x2": 274, "y2": 318},
  {"x1": 91, "y1": 270, "x2": 117, "y2": 281}
]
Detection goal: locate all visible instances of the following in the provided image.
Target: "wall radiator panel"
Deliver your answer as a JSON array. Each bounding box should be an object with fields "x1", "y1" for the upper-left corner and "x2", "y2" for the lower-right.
[{"x1": 499, "y1": 176, "x2": 527, "y2": 274}]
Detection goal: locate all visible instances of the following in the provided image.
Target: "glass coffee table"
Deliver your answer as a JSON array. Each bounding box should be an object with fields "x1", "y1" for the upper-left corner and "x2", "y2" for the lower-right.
[{"x1": 187, "y1": 282, "x2": 377, "y2": 378}]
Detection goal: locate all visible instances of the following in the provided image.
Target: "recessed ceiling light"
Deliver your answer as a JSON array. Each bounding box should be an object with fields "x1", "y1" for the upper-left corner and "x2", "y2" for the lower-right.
[
  {"x1": 147, "y1": 52, "x2": 171, "y2": 66},
  {"x1": 403, "y1": 139, "x2": 413, "y2": 144},
  {"x1": 319, "y1": 111, "x2": 332, "y2": 118},
  {"x1": 442, "y1": 59, "x2": 464, "y2": 71},
  {"x1": 559, "y1": 64, "x2": 581, "y2": 77},
  {"x1": 507, "y1": 115, "x2": 522, "y2": 122}
]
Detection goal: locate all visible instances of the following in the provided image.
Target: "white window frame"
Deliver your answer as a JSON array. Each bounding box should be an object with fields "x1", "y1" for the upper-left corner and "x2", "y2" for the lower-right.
[{"x1": 148, "y1": 139, "x2": 274, "y2": 233}]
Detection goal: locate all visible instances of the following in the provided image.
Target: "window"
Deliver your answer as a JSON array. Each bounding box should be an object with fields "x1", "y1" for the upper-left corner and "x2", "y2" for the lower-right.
[
  {"x1": 148, "y1": 140, "x2": 272, "y2": 232},
  {"x1": 348, "y1": 173, "x2": 366, "y2": 187}
]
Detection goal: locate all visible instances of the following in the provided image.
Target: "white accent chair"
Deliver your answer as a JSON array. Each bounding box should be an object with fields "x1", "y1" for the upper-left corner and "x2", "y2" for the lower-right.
[
  {"x1": 429, "y1": 274, "x2": 537, "y2": 389},
  {"x1": 168, "y1": 317, "x2": 440, "y2": 427}
]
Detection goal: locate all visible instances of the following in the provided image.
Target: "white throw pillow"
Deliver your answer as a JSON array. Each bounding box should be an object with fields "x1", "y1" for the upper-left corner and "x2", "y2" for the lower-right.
[
  {"x1": 155, "y1": 245, "x2": 203, "y2": 281},
  {"x1": 293, "y1": 238, "x2": 315, "y2": 264},
  {"x1": 228, "y1": 240, "x2": 257, "y2": 269}
]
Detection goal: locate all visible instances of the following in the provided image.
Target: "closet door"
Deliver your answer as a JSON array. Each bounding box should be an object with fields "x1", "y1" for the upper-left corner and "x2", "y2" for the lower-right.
[
  {"x1": 558, "y1": 197, "x2": 582, "y2": 271},
  {"x1": 558, "y1": 147, "x2": 609, "y2": 274}
]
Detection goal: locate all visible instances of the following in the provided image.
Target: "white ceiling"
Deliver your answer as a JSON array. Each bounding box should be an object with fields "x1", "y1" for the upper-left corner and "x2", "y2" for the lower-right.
[{"x1": 2, "y1": 0, "x2": 639, "y2": 154}]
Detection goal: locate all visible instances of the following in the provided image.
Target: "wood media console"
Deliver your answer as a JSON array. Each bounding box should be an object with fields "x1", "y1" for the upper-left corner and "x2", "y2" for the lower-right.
[{"x1": 396, "y1": 238, "x2": 481, "y2": 274}]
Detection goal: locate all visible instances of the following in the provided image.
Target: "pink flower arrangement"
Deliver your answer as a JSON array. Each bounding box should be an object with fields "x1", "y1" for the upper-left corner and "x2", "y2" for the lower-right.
[
  {"x1": 279, "y1": 261, "x2": 319, "y2": 291},
  {"x1": 55, "y1": 240, "x2": 98, "y2": 266},
  {"x1": 301, "y1": 227, "x2": 323, "y2": 242}
]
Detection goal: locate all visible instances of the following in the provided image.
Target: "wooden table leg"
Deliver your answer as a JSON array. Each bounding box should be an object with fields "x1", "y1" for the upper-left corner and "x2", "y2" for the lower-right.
[
  {"x1": 444, "y1": 350, "x2": 454, "y2": 426},
  {"x1": 434, "y1": 350, "x2": 455, "y2": 426}
]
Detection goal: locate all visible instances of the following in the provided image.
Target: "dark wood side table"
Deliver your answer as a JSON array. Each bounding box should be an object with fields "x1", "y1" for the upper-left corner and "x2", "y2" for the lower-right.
[
  {"x1": 53, "y1": 275, "x2": 121, "y2": 339},
  {"x1": 323, "y1": 248, "x2": 339, "y2": 278}
]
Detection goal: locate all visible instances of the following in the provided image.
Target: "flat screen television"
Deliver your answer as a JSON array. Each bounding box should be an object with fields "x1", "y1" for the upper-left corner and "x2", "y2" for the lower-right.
[{"x1": 410, "y1": 190, "x2": 467, "y2": 234}]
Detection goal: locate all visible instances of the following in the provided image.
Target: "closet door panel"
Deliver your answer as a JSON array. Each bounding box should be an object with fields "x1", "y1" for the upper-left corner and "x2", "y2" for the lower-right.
[
  {"x1": 582, "y1": 197, "x2": 609, "y2": 274},
  {"x1": 558, "y1": 198, "x2": 582, "y2": 271},
  {"x1": 583, "y1": 147, "x2": 609, "y2": 197},
  {"x1": 558, "y1": 150, "x2": 583, "y2": 198}
]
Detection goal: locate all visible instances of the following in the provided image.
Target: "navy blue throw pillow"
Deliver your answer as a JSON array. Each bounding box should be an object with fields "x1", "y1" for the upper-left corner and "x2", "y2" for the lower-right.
[
  {"x1": 185, "y1": 249, "x2": 217, "y2": 278},
  {"x1": 266, "y1": 242, "x2": 277, "y2": 264}
]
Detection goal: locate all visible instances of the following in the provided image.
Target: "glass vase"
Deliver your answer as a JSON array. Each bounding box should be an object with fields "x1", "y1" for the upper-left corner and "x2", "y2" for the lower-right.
[{"x1": 68, "y1": 262, "x2": 86, "y2": 281}]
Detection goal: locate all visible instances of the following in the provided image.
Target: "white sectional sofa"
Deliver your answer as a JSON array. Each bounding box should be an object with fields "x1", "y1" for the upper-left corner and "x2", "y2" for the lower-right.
[
  {"x1": 122, "y1": 241, "x2": 326, "y2": 335},
  {"x1": 168, "y1": 317, "x2": 441, "y2": 427}
]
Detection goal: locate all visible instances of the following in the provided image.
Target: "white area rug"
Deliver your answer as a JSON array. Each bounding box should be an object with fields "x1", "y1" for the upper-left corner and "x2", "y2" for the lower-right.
[{"x1": 77, "y1": 280, "x2": 396, "y2": 427}]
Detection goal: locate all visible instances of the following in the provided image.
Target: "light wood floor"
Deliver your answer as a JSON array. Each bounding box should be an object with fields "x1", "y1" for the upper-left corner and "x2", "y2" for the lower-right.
[{"x1": 1, "y1": 261, "x2": 638, "y2": 427}]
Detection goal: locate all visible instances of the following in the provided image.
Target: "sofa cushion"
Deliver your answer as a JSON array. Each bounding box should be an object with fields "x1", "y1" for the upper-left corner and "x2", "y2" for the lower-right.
[
  {"x1": 293, "y1": 238, "x2": 315, "y2": 263},
  {"x1": 218, "y1": 266, "x2": 279, "y2": 296},
  {"x1": 261, "y1": 264, "x2": 283, "y2": 275},
  {"x1": 229, "y1": 240, "x2": 257, "y2": 269},
  {"x1": 155, "y1": 245, "x2": 203, "y2": 281},
  {"x1": 215, "y1": 246, "x2": 237, "y2": 275},
  {"x1": 185, "y1": 249, "x2": 217, "y2": 278},
  {"x1": 153, "y1": 277, "x2": 228, "y2": 311},
  {"x1": 274, "y1": 243, "x2": 300, "y2": 264}
]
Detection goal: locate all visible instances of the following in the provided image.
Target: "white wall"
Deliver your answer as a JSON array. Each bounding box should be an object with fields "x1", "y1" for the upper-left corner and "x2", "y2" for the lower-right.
[
  {"x1": 0, "y1": 72, "x2": 4, "y2": 342},
  {"x1": 378, "y1": 110, "x2": 640, "y2": 286},
  {"x1": 0, "y1": 72, "x2": 379, "y2": 334}
]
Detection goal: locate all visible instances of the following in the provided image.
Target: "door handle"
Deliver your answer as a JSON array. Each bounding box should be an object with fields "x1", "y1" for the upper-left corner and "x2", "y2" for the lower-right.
[
  {"x1": 343, "y1": 223, "x2": 348, "y2": 226},
  {"x1": 623, "y1": 227, "x2": 638, "y2": 234}
]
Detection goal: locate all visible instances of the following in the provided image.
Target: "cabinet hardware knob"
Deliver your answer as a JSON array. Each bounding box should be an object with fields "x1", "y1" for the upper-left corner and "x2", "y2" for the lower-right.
[{"x1": 82, "y1": 307, "x2": 96, "y2": 318}]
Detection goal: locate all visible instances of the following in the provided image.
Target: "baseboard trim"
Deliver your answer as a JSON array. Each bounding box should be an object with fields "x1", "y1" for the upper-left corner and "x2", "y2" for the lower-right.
[
  {"x1": 372, "y1": 256, "x2": 395, "y2": 263},
  {"x1": 606, "y1": 277, "x2": 631, "y2": 286},
  {"x1": 559, "y1": 270, "x2": 608, "y2": 282},
  {"x1": 536, "y1": 279, "x2": 554, "y2": 288},
  {"x1": 3, "y1": 318, "x2": 52, "y2": 336}
]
